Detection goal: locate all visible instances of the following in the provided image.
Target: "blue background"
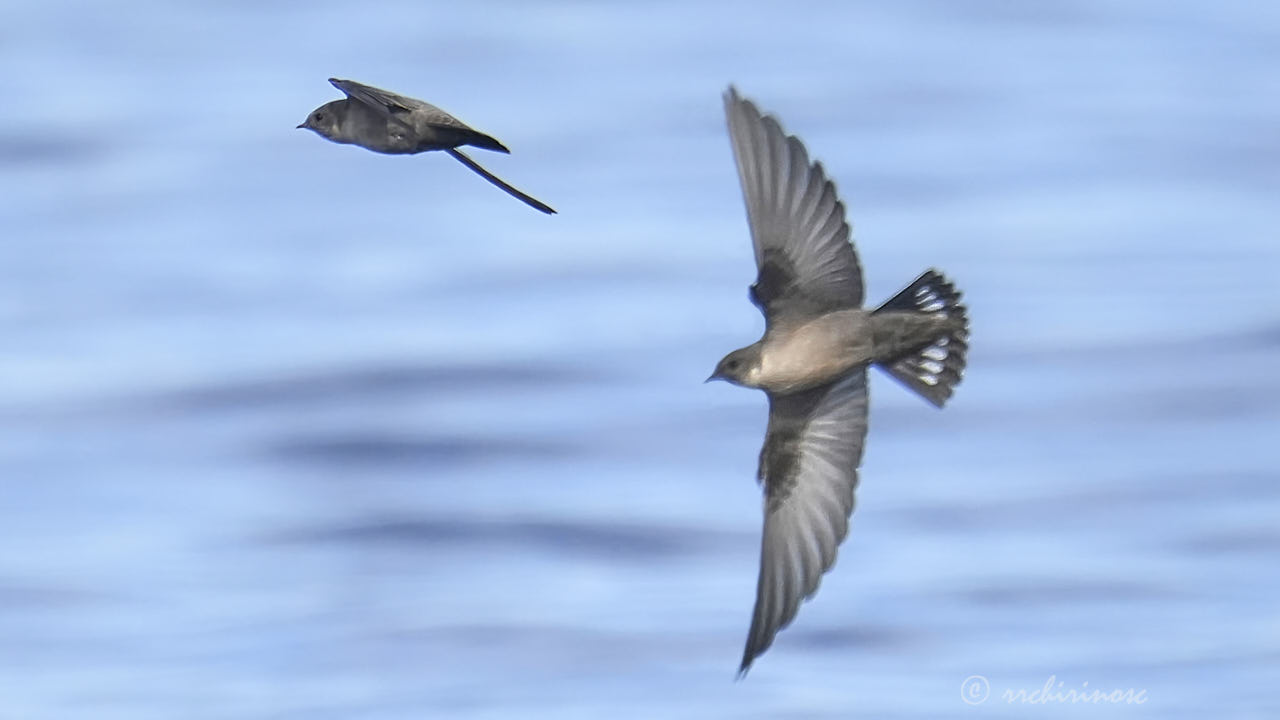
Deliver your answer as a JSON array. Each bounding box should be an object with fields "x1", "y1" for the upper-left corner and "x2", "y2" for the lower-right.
[{"x1": 2, "y1": 1, "x2": 1277, "y2": 717}]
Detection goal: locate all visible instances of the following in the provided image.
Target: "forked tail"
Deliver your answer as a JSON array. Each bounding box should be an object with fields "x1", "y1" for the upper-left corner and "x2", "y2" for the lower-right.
[{"x1": 872, "y1": 269, "x2": 968, "y2": 408}]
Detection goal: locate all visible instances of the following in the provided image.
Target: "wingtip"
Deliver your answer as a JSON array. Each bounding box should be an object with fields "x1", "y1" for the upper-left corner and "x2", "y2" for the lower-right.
[
  {"x1": 723, "y1": 86, "x2": 764, "y2": 129},
  {"x1": 737, "y1": 638, "x2": 760, "y2": 679},
  {"x1": 724, "y1": 84, "x2": 747, "y2": 110}
]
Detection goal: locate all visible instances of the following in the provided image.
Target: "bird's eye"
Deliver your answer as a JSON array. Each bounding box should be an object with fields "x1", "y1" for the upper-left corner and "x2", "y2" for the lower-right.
[
  {"x1": 727, "y1": 360, "x2": 740, "y2": 370},
  {"x1": 314, "y1": 112, "x2": 324, "y2": 122}
]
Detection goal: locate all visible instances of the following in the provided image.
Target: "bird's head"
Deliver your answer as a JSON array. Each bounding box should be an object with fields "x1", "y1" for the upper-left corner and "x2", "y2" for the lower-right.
[
  {"x1": 707, "y1": 346, "x2": 763, "y2": 388},
  {"x1": 296, "y1": 100, "x2": 346, "y2": 139}
]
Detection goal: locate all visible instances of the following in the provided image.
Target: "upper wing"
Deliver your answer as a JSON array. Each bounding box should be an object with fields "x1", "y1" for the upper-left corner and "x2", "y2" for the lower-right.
[
  {"x1": 330, "y1": 78, "x2": 474, "y2": 134},
  {"x1": 330, "y1": 78, "x2": 418, "y2": 115},
  {"x1": 329, "y1": 78, "x2": 423, "y2": 133},
  {"x1": 740, "y1": 368, "x2": 869, "y2": 674},
  {"x1": 723, "y1": 87, "x2": 864, "y2": 325}
]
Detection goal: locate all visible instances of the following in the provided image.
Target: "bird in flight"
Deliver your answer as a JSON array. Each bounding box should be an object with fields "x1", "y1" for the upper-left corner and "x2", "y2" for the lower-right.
[
  {"x1": 709, "y1": 87, "x2": 969, "y2": 675},
  {"x1": 298, "y1": 78, "x2": 555, "y2": 214}
]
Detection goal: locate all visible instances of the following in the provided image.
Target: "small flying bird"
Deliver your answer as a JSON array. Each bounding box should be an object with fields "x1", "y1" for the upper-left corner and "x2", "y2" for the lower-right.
[
  {"x1": 710, "y1": 87, "x2": 970, "y2": 675},
  {"x1": 298, "y1": 78, "x2": 555, "y2": 214}
]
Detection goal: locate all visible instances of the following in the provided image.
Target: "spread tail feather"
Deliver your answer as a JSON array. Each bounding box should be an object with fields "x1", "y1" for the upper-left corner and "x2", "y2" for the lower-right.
[{"x1": 873, "y1": 269, "x2": 968, "y2": 408}]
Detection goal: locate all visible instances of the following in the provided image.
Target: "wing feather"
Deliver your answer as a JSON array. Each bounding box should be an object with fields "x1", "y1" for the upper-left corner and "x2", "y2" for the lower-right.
[
  {"x1": 329, "y1": 78, "x2": 417, "y2": 115},
  {"x1": 740, "y1": 369, "x2": 869, "y2": 674},
  {"x1": 724, "y1": 87, "x2": 864, "y2": 324},
  {"x1": 328, "y1": 78, "x2": 477, "y2": 135}
]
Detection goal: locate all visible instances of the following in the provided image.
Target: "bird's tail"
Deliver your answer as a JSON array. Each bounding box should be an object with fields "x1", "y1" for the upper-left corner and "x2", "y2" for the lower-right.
[
  {"x1": 872, "y1": 269, "x2": 968, "y2": 408},
  {"x1": 445, "y1": 149, "x2": 557, "y2": 215}
]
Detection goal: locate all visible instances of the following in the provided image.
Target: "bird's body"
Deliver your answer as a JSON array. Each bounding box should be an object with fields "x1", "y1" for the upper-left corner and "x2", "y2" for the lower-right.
[
  {"x1": 754, "y1": 310, "x2": 873, "y2": 393},
  {"x1": 741, "y1": 308, "x2": 957, "y2": 395},
  {"x1": 303, "y1": 93, "x2": 507, "y2": 156},
  {"x1": 711, "y1": 87, "x2": 970, "y2": 675},
  {"x1": 298, "y1": 78, "x2": 554, "y2": 214}
]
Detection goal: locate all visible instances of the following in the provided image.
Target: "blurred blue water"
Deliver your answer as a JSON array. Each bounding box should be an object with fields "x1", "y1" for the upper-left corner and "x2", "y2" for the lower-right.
[{"x1": 1, "y1": 1, "x2": 1277, "y2": 717}]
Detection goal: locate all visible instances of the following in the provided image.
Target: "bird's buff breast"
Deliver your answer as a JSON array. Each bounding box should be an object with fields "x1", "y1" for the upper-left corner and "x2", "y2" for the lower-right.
[{"x1": 757, "y1": 312, "x2": 871, "y2": 393}]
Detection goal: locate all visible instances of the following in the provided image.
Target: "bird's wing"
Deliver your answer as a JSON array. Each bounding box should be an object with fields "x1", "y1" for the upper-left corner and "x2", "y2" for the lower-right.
[
  {"x1": 723, "y1": 87, "x2": 864, "y2": 325},
  {"x1": 741, "y1": 368, "x2": 869, "y2": 674},
  {"x1": 446, "y1": 150, "x2": 557, "y2": 215},
  {"x1": 329, "y1": 78, "x2": 424, "y2": 132},
  {"x1": 330, "y1": 78, "x2": 474, "y2": 133},
  {"x1": 330, "y1": 78, "x2": 418, "y2": 114}
]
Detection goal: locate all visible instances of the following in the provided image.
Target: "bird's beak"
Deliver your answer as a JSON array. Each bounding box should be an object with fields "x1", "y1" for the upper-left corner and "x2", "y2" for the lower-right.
[
  {"x1": 296, "y1": 123, "x2": 306, "y2": 129},
  {"x1": 704, "y1": 373, "x2": 719, "y2": 384}
]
